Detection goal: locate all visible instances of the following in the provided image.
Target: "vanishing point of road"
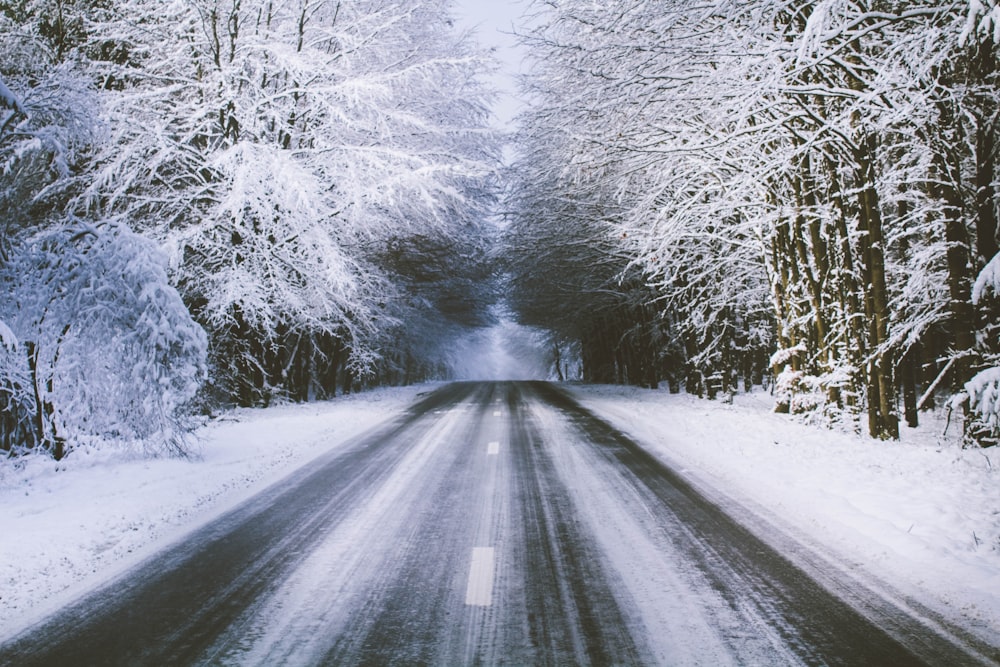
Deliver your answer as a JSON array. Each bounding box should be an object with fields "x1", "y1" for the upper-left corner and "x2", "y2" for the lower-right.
[{"x1": 1, "y1": 382, "x2": 996, "y2": 665}]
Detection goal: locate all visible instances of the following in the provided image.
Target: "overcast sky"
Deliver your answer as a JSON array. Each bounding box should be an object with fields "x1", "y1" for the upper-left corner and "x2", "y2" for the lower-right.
[{"x1": 452, "y1": 0, "x2": 529, "y2": 129}]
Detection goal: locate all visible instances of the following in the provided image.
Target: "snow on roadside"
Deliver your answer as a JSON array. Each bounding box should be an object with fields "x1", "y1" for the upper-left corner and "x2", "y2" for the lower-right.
[
  {"x1": 0, "y1": 383, "x2": 433, "y2": 636},
  {"x1": 570, "y1": 384, "x2": 1000, "y2": 645}
]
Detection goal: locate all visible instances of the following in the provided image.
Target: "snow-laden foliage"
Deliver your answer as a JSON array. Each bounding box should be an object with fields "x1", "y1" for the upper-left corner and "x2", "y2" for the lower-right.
[
  {"x1": 969, "y1": 253, "x2": 1000, "y2": 445},
  {"x1": 965, "y1": 367, "x2": 1000, "y2": 446},
  {"x1": 186, "y1": 141, "x2": 373, "y2": 337},
  {"x1": 0, "y1": 77, "x2": 23, "y2": 114},
  {"x1": 0, "y1": 0, "x2": 500, "y2": 457},
  {"x1": 0, "y1": 316, "x2": 36, "y2": 455},
  {"x1": 0, "y1": 67, "x2": 100, "y2": 246},
  {"x1": 0, "y1": 320, "x2": 14, "y2": 351},
  {"x1": 509, "y1": 0, "x2": 1000, "y2": 441},
  {"x1": 966, "y1": 367, "x2": 1000, "y2": 427},
  {"x1": 0, "y1": 222, "x2": 207, "y2": 458},
  {"x1": 973, "y1": 251, "x2": 1000, "y2": 305},
  {"x1": 962, "y1": 0, "x2": 1000, "y2": 45},
  {"x1": 76, "y1": 0, "x2": 500, "y2": 404}
]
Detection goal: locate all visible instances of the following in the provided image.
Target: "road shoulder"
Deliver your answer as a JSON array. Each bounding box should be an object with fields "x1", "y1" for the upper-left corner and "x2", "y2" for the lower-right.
[
  {"x1": 0, "y1": 383, "x2": 433, "y2": 638},
  {"x1": 568, "y1": 383, "x2": 1000, "y2": 654}
]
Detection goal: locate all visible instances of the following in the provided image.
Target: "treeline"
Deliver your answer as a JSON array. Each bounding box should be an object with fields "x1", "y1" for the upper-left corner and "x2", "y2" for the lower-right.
[
  {"x1": 506, "y1": 0, "x2": 1000, "y2": 442},
  {"x1": 0, "y1": 0, "x2": 500, "y2": 458}
]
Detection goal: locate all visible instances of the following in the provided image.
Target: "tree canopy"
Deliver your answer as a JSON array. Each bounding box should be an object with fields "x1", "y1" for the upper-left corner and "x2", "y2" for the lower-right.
[
  {"x1": 505, "y1": 0, "x2": 1000, "y2": 442},
  {"x1": 1, "y1": 0, "x2": 501, "y2": 458}
]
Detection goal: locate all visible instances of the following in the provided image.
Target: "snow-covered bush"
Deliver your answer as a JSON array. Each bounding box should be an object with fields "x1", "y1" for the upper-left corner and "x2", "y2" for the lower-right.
[
  {"x1": 965, "y1": 368, "x2": 1000, "y2": 447},
  {"x1": 773, "y1": 370, "x2": 824, "y2": 416},
  {"x1": 772, "y1": 362, "x2": 860, "y2": 430},
  {"x1": 966, "y1": 368, "x2": 1000, "y2": 428},
  {"x1": 0, "y1": 221, "x2": 208, "y2": 458},
  {"x1": 973, "y1": 251, "x2": 1000, "y2": 306},
  {"x1": 966, "y1": 252, "x2": 1000, "y2": 446}
]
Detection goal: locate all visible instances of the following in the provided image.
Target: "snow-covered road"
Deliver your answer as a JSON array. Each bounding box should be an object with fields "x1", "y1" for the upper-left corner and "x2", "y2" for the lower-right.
[{"x1": 1, "y1": 382, "x2": 993, "y2": 665}]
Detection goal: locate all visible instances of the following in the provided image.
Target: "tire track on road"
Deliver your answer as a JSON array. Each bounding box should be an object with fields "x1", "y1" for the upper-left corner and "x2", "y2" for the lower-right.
[
  {"x1": 528, "y1": 380, "x2": 995, "y2": 666},
  {"x1": 0, "y1": 383, "x2": 478, "y2": 667}
]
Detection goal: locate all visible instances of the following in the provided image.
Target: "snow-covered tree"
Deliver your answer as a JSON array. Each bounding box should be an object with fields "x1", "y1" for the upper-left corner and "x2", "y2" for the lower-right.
[
  {"x1": 0, "y1": 221, "x2": 207, "y2": 458},
  {"x1": 1, "y1": 16, "x2": 111, "y2": 456},
  {"x1": 967, "y1": 249, "x2": 1000, "y2": 445},
  {"x1": 508, "y1": 0, "x2": 999, "y2": 442},
  {"x1": 1, "y1": 10, "x2": 210, "y2": 458},
  {"x1": 507, "y1": 0, "x2": 774, "y2": 393},
  {"x1": 77, "y1": 0, "x2": 500, "y2": 404},
  {"x1": 0, "y1": 63, "x2": 99, "y2": 250}
]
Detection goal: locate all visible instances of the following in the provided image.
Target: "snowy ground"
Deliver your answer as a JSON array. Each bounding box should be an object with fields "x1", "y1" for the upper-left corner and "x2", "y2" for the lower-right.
[
  {"x1": 570, "y1": 384, "x2": 1000, "y2": 647},
  {"x1": 0, "y1": 383, "x2": 431, "y2": 637},
  {"x1": 2, "y1": 381, "x2": 998, "y2": 652}
]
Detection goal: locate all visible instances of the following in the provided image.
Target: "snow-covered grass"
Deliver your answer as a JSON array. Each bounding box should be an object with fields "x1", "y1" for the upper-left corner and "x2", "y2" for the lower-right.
[
  {"x1": 0, "y1": 383, "x2": 433, "y2": 638},
  {"x1": 570, "y1": 384, "x2": 1000, "y2": 646}
]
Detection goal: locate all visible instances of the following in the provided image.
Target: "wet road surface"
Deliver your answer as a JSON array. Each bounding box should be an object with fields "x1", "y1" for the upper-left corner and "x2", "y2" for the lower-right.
[{"x1": 1, "y1": 382, "x2": 995, "y2": 665}]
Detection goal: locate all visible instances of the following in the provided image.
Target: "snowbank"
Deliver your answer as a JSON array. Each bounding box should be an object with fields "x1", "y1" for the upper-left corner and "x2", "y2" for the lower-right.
[
  {"x1": 0, "y1": 384, "x2": 432, "y2": 637},
  {"x1": 571, "y1": 384, "x2": 1000, "y2": 645}
]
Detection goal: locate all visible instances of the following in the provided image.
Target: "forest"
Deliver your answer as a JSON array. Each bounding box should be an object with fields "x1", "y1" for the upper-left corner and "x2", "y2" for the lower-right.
[
  {"x1": 506, "y1": 0, "x2": 1000, "y2": 443},
  {"x1": 0, "y1": 0, "x2": 501, "y2": 458},
  {"x1": 2, "y1": 0, "x2": 1000, "y2": 461}
]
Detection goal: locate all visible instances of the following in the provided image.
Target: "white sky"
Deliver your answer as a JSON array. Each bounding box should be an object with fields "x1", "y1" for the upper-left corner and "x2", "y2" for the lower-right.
[{"x1": 452, "y1": 0, "x2": 529, "y2": 129}]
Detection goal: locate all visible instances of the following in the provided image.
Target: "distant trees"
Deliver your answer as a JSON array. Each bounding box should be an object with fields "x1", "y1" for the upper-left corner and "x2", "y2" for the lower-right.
[
  {"x1": 507, "y1": 1, "x2": 773, "y2": 395},
  {"x1": 504, "y1": 148, "x2": 670, "y2": 389},
  {"x1": 508, "y1": 0, "x2": 1000, "y2": 441},
  {"x1": 0, "y1": 0, "x2": 501, "y2": 458}
]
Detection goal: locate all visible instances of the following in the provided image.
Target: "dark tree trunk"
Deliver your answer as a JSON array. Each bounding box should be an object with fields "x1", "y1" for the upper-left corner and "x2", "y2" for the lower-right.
[
  {"x1": 901, "y1": 344, "x2": 920, "y2": 428},
  {"x1": 856, "y1": 135, "x2": 898, "y2": 439},
  {"x1": 973, "y1": 39, "x2": 998, "y2": 268},
  {"x1": 931, "y1": 147, "x2": 977, "y2": 392},
  {"x1": 975, "y1": 121, "x2": 998, "y2": 266}
]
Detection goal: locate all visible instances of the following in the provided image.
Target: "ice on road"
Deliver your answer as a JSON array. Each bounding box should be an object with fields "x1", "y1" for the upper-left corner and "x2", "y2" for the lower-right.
[{"x1": 1, "y1": 382, "x2": 996, "y2": 665}]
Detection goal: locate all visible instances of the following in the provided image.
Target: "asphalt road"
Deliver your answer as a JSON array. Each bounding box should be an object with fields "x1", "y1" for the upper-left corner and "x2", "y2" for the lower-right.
[{"x1": 1, "y1": 382, "x2": 995, "y2": 665}]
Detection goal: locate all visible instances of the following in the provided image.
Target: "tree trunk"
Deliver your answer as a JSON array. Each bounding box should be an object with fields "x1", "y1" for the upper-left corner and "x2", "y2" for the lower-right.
[
  {"x1": 973, "y1": 39, "x2": 998, "y2": 268},
  {"x1": 932, "y1": 148, "x2": 977, "y2": 391},
  {"x1": 856, "y1": 135, "x2": 898, "y2": 439},
  {"x1": 975, "y1": 120, "x2": 998, "y2": 267},
  {"x1": 900, "y1": 344, "x2": 919, "y2": 428}
]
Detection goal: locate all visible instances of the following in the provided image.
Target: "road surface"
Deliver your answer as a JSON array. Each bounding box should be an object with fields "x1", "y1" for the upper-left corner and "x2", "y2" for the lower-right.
[{"x1": 1, "y1": 382, "x2": 995, "y2": 665}]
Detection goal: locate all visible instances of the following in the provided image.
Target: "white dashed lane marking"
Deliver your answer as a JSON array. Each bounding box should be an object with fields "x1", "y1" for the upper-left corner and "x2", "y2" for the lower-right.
[{"x1": 465, "y1": 547, "x2": 495, "y2": 606}]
